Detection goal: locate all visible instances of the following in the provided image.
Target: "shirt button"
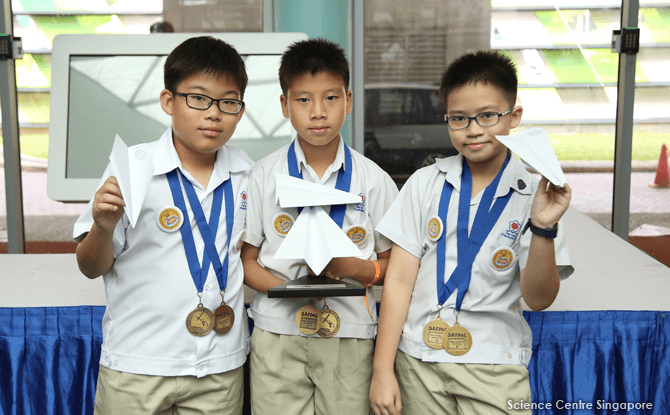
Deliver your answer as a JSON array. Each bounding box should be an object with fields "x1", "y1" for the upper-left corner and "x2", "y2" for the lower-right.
[
  {"x1": 508, "y1": 353, "x2": 513, "y2": 359},
  {"x1": 114, "y1": 360, "x2": 119, "y2": 365},
  {"x1": 205, "y1": 285, "x2": 210, "y2": 291},
  {"x1": 427, "y1": 351, "x2": 433, "y2": 356},
  {"x1": 198, "y1": 366, "x2": 204, "y2": 371}
]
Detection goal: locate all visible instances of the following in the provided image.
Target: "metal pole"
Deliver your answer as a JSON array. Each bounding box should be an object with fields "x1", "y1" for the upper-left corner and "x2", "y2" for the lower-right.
[
  {"x1": 0, "y1": 0, "x2": 25, "y2": 253},
  {"x1": 611, "y1": 0, "x2": 638, "y2": 241},
  {"x1": 263, "y1": 0, "x2": 274, "y2": 32},
  {"x1": 351, "y1": 0, "x2": 364, "y2": 153}
]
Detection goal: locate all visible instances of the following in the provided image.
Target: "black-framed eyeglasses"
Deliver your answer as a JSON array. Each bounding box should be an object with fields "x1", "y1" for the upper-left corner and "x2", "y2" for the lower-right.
[
  {"x1": 444, "y1": 107, "x2": 515, "y2": 130},
  {"x1": 173, "y1": 92, "x2": 245, "y2": 114}
]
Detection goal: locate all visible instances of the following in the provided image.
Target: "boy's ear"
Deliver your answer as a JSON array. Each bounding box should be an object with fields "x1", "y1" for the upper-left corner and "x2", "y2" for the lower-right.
[
  {"x1": 160, "y1": 89, "x2": 174, "y2": 116},
  {"x1": 345, "y1": 90, "x2": 353, "y2": 115},
  {"x1": 510, "y1": 105, "x2": 523, "y2": 129},
  {"x1": 280, "y1": 94, "x2": 290, "y2": 119}
]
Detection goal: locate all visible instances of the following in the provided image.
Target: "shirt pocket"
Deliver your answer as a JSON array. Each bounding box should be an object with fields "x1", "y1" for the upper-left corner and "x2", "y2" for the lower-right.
[{"x1": 471, "y1": 244, "x2": 519, "y2": 289}]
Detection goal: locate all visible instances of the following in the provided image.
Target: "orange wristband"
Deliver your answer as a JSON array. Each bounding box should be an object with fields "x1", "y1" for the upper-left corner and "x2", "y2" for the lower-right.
[
  {"x1": 364, "y1": 260, "x2": 380, "y2": 319},
  {"x1": 365, "y1": 260, "x2": 381, "y2": 287}
]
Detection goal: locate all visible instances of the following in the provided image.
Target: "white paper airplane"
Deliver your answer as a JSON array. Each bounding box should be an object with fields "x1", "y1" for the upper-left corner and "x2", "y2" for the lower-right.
[
  {"x1": 274, "y1": 172, "x2": 363, "y2": 208},
  {"x1": 274, "y1": 206, "x2": 362, "y2": 275},
  {"x1": 496, "y1": 127, "x2": 567, "y2": 187},
  {"x1": 109, "y1": 135, "x2": 154, "y2": 227}
]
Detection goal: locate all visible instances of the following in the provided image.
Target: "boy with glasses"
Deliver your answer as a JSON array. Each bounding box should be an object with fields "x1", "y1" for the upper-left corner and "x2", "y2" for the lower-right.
[
  {"x1": 74, "y1": 36, "x2": 251, "y2": 415},
  {"x1": 369, "y1": 50, "x2": 574, "y2": 415}
]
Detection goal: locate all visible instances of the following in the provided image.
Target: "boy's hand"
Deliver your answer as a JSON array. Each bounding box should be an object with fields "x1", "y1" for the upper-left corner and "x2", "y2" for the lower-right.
[
  {"x1": 530, "y1": 176, "x2": 571, "y2": 228},
  {"x1": 306, "y1": 257, "x2": 357, "y2": 280},
  {"x1": 92, "y1": 176, "x2": 125, "y2": 233},
  {"x1": 320, "y1": 257, "x2": 357, "y2": 280},
  {"x1": 369, "y1": 370, "x2": 402, "y2": 415}
]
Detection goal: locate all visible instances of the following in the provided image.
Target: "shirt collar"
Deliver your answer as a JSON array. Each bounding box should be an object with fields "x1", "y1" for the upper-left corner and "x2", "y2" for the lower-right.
[
  {"x1": 435, "y1": 151, "x2": 532, "y2": 197},
  {"x1": 291, "y1": 134, "x2": 347, "y2": 176},
  {"x1": 152, "y1": 127, "x2": 253, "y2": 185}
]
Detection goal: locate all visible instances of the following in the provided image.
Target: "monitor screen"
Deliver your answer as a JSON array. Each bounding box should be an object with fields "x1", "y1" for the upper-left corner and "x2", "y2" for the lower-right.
[{"x1": 48, "y1": 33, "x2": 307, "y2": 201}]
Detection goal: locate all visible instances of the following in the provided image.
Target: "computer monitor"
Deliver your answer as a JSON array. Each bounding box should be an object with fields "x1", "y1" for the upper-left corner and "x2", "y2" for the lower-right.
[{"x1": 47, "y1": 32, "x2": 307, "y2": 202}]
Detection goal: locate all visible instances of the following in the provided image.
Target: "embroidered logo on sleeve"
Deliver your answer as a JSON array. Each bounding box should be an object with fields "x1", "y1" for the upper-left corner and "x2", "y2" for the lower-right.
[
  {"x1": 354, "y1": 193, "x2": 365, "y2": 212},
  {"x1": 501, "y1": 220, "x2": 521, "y2": 240},
  {"x1": 240, "y1": 191, "x2": 247, "y2": 210}
]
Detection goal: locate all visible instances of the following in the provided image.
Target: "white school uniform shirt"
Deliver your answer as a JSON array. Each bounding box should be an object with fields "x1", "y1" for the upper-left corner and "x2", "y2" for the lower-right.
[
  {"x1": 73, "y1": 128, "x2": 253, "y2": 378},
  {"x1": 244, "y1": 135, "x2": 399, "y2": 338},
  {"x1": 377, "y1": 153, "x2": 573, "y2": 366}
]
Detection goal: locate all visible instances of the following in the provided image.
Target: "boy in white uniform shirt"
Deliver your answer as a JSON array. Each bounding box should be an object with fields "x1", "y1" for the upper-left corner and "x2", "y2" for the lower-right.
[
  {"x1": 241, "y1": 38, "x2": 398, "y2": 415},
  {"x1": 74, "y1": 36, "x2": 252, "y2": 415},
  {"x1": 369, "y1": 51, "x2": 574, "y2": 415}
]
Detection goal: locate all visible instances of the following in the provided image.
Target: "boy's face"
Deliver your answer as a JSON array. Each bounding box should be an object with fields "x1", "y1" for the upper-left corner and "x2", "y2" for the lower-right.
[
  {"x1": 445, "y1": 81, "x2": 522, "y2": 168},
  {"x1": 280, "y1": 71, "x2": 352, "y2": 150},
  {"x1": 160, "y1": 71, "x2": 245, "y2": 160}
]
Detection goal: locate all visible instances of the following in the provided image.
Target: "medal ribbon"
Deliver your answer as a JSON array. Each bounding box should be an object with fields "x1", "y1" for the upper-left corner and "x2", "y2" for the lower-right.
[
  {"x1": 287, "y1": 139, "x2": 352, "y2": 227},
  {"x1": 436, "y1": 156, "x2": 512, "y2": 311},
  {"x1": 167, "y1": 169, "x2": 234, "y2": 293}
]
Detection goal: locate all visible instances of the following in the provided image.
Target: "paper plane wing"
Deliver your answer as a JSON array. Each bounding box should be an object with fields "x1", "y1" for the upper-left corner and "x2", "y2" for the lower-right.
[
  {"x1": 109, "y1": 135, "x2": 154, "y2": 227},
  {"x1": 274, "y1": 206, "x2": 362, "y2": 275},
  {"x1": 496, "y1": 127, "x2": 567, "y2": 187},
  {"x1": 275, "y1": 172, "x2": 362, "y2": 208}
]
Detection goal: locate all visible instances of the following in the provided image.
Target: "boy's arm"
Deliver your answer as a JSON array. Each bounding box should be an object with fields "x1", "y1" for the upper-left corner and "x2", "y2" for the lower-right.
[
  {"x1": 76, "y1": 176, "x2": 125, "y2": 279},
  {"x1": 369, "y1": 243, "x2": 420, "y2": 415},
  {"x1": 520, "y1": 177, "x2": 572, "y2": 311},
  {"x1": 320, "y1": 251, "x2": 390, "y2": 285},
  {"x1": 241, "y1": 242, "x2": 287, "y2": 293}
]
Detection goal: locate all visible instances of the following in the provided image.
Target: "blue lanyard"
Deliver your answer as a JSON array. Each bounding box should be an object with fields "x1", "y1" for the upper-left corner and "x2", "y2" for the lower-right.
[
  {"x1": 166, "y1": 169, "x2": 234, "y2": 293},
  {"x1": 287, "y1": 140, "x2": 352, "y2": 227},
  {"x1": 436, "y1": 156, "x2": 512, "y2": 311}
]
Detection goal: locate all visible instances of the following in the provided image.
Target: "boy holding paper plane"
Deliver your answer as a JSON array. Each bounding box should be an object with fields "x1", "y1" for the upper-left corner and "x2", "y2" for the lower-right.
[
  {"x1": 241, "y1": 38, "x2": 398, "y2": 414},
  {"x1": 369, "y1": 51, "x2": 574, "y2": 415},
  {"x1": 74, "y1": 37, "x2": 252, "y2": 415}
]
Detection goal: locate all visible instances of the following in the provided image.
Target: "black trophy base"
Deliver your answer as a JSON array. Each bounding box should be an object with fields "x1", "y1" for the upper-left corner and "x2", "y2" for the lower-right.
[{"x1": 267, "y1": 275, "x2": 366, "y2": 298}]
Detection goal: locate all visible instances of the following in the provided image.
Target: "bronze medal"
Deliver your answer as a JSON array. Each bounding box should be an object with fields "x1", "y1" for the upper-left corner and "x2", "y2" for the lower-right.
[
  {"x1": 442, "y1": 322, "x2": 473, "y2": 356},
  {"x1": 317, "y1": 306, "x2": 341, "y2": 338},
  {"x1": 186, "y1": 304, "x2": 214, "y2": 336},
  {"x1": 295, "y1": 301, "x2": 322, "y2": 335},
  {"x1": 213, "y1": 303, "x2": 235, "y2": 334},
  {"x1": 422, "y1": 316, "x2": 450, "y2": 350}
]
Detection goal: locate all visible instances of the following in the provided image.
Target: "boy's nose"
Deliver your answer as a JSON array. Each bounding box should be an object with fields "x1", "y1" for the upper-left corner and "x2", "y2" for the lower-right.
[
  {"x1": 310, "y1": 101, "x2": 326, "y2": 119},
  {"x1": 466, "y1": 119, "x2": 485, "y2": 136},
  {"x1": 204, "y1": 104, "x2": 223, "y2": 120}
]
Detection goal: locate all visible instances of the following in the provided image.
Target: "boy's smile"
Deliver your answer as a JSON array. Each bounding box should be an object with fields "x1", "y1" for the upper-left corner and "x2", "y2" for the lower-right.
[
  {"x1": 160, "y1": 71, "x2": 245, "y2": 164},
  {"x1": 445, "y1": 82, "x2": 522, "y2": 172},
  {"x1": 281, "y1": 71, "x2": 352, "y2": 152}
]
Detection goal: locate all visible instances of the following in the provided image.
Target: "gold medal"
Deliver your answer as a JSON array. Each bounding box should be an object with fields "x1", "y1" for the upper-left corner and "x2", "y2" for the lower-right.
[
  {"x1": 186, "y1": 304, "x2": 214, "y2": 336},
  {"x1": 442, "y1": 322, "x2": 473, "y2": 356},
  {"x1": 427, "y1": 215, "x2": 443, "y2": 241},
  {"x1": 295, "y1": 300, "x2": 322, "y2": 335},
  {"x1": 317, "y1": 304, "x2": 341, "y2": 338},
  {"x1": 491, "y1": 247, "x2": 515, "y2": 271},
  {"x1": 157, "y1": 206, "x2": 184, "y2": 232},
  {"x1": 213, "y1": 303, "x2": 235, "y2": 334},
  {"x1": 273, "y1": 213, "x2": 295, "y2": 237},
  {"x1": 422, "y1": 315, "x2": 450, "y2": 349},
  {"x1": 345, "y1": 225, "x2": 367, "y2": 244}
]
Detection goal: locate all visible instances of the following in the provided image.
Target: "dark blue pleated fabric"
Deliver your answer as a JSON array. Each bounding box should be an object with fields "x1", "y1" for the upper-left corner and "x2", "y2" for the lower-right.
[
  {"x1": 0, "y1": 306, "x2": 103, "y2": 415},
  {"x1": 524, "y1": 310, "x2": 669, "y2": 414},
  {"x1": 1, "y1": 307, "x2": 668, "y2": 415}
]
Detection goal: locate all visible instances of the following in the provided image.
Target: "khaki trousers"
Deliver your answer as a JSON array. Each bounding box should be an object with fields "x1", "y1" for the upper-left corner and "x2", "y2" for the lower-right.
[
  {"x1": 93, "y1": 365, "x2": 244, "y2": 415},
  {"x1": 250, "y1": 328, "x2": 374, "y2": 415},
  {"x1": 395, "y1": 350, "x2": 532, "y2": 415}
]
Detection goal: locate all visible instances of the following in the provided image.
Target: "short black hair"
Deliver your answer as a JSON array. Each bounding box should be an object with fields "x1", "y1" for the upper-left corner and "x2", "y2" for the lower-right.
[
  {"x1": 278, "y1": 38, "x2": 349, "y2": 96},
  {"x1": 439, "y1": 51, "x2": 517, "y2": 107},
  {"x1": 164, "y1": 36, "x2": 248, "y2": 99}
]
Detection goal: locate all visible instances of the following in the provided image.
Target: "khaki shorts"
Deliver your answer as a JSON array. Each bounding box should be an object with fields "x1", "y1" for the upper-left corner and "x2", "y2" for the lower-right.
[
  {"x1": 395, "y1": 350, "x2": 532, "y2": 415},
  {"x1": 250, "y1": 328, "x2": 374, "y2": 415},
  {"x1": 93, "y1": 365, "x2": 244, "y2": 415}
]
